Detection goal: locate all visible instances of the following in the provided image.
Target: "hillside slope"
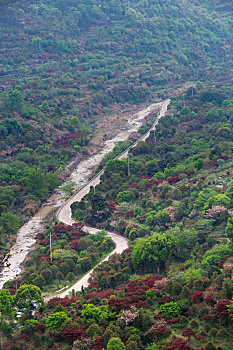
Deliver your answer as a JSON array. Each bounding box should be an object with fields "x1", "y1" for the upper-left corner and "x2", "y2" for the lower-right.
[
  {"x1": 3, "y1": 84, "x2": 233, "y2": 350},
  {"x1": 0, "y1": 0, "x2": 232, "y2": 253}
]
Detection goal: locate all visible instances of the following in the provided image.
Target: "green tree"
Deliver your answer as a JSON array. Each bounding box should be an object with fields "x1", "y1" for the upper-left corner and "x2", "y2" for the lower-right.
[
  {"x1": 160, "y1": 301, "x2": 181, "y2": 319},
  {"x1": 24, "y1": 319, "x2": 39, "y2": 332},
  {"x1": 24, "y1": 168, "x2": 48, "y2": 198},
  {"x1": 117, "y1": 191, "x2": 130, "y2": 203},
  {"x1": 46, "y1": 311, "x2": 70, "y2": 330},
  {"x1": 0, "y1": 289, "x2": 15, "y2": 348},
  {"x1": 61, "y1": 180, "x2": 76, "y2": 199},
  {"x1": 146, "y1": 344, "x2": 158, "y2": 350},
  {"x1": 107, "y1": 337, "x2": 126, "y2": 350},
  {"x1": 77, "y1": 237, "x2": 93, "y2": 252},
  {"x1": 90, "y1": 192, "x2": 106, "y2": 214},
  {"x1": 81, "y1": 304, "x2": 115, "y2": 322},
  {"x1": 2, "y1": 88, "x2": 24, "y2": 112},
  {"x1": 40, "y1": 268, "x2": 53, "y2": 284},
  {"x1": 172, "y1": 227, "x2": 199, "y2": 259},
  {"x1": 204, "y1": 193, "x2": 231, "y2": 212},
  {"x1": 0, "y1": 290, "x2": 14, "y2": 321},
  {"x1": 202, "y1": 243, "x2": 231, "y2": 267},
  {"x1": 56, "y1": 271, "x2": 64, "y2": 284},
  {"x1": 14, "y1": 284, "x2": 43, "y2": 312},
  {"x1": 154, "y1": 209, "x2": 170, "y2": 226},
  {"x1": 0, "y1": 212, "x2": 19, "y2": 234},
  {"x1": 85, "y1": 322, "x2": 102, "y2": 338},
  {"x1": 194, "y1": 188, "x2": 215, "y2": 210},
  {"x1": 0, "y1": 322, "x2": 12, "y2": 348},
  {"x1": 71, "y1": 116, "x2": 80, "y2": 126},
  {"x1": 131, "y1": 233, "x2": 178, "y2": 272},
  {"x1": 33, "y1": 275, "x2": 46, "y2": 289},
  {"x1": 46, "y1": 172, "x2": 61, "y2": 192},
  {"x1": 227, "y1": 299, "x2": 233, "y2": 321}
]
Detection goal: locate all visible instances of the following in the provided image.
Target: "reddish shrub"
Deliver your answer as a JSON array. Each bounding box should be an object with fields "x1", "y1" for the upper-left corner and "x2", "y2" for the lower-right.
[
  {"x1": 126, "y1": 210, "x2": 134, "y2": 218},
  {"x1": 72, "y1": 222, "x2": 84, "y2": 229},
  {"x1": 84, "y1": 289, "x2": 115, "y2": 300},
  {"x1": 123, "y1": 248, "x2": 131, "y2": 255},
  {"x1": 215, "y1": 299, "x2": 231, "y2": 320},
  {"x1": 153, "y1": 312, "x2": 163, "y2": 320},
  {"x1": 70, "y1": 239, "x2": 81, "y2": 250},
  {"x1": 202, "y1": 315, "x2": 211, "y2": 321},
  {"x1": 94, "y1": 336, "x2": 104, "y2": 350},
  {"x1": 204, "y1": 295, "x2": 215, "y2": 305},
  {"x1": 8, "y1": 288, "x2": 16, "y2": 295},
  {"x1": 158, "y1": 296, "x2": 172, "y2": 305},
  {"x1": 167, "y1": 176, "x2": 180, "y2": 184},
  {"x1": 167, "y1": 318, "x2": 179, "y2": 324},
  {"x1": 181, "y1": 329, "x2": 195, "y2": 338},
  {"x1": 89, "y1": 281, "x2": 99, "y2": 289},
  {"x1": 219, "y1": 257, "x2": 228, "y2": 268},
  {"x1": 190, "y1": 291, "x2": 204, "y2": 303},
  {"x1": 194, "y1": 334, "x2": 205, "y2": 341},
  {"x1": 54, "y1": 326, "x2": 86, "y2": 343},
  {"x1": 108, "y1": 298, "x2": 127, "y2": 311},
  {"x1": 166, "y1": 338, "x2": 191, "y2": 350},
  {"x1": 154, "y1": 325, "x2": 166, "y2": 335}
]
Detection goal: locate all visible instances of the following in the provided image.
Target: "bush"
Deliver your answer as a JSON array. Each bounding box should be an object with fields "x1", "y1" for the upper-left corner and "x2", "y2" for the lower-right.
[
  {"x1": 179, "y1": 316, "x2": 189, "y2": 325},
  {"x1": 216, "y1": 328, "x2": 229, "y2": 339},
  {"x1": 160, "y1": 302, "x2": 181, "y2": 320},
  {"x1": 215, "y1": 299, "x2": 231, "y2": 320},
  {"x1": 85, "y1": 323, "x2": 102, "y2": 338},
  {"x1": 205, "y1": 343, "x2": 217, "y2": 350},
  {"x1": 209, "y1": 328, "x2": 218, "y2": 337},
  {"x1": 107, "y1": 337, "x2": 126, "y2": 350},
  {"x1": 189, "y1": 319, "x2": 199, "y2": 330}
]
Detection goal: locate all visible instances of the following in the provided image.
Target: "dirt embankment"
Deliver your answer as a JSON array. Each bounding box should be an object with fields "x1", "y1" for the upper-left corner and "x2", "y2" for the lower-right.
[{"x1": 83, "y1": 102, "x2": 160, "y2": 156}]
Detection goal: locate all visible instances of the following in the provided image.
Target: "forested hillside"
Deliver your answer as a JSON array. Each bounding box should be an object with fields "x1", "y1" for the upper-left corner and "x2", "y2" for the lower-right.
[
  {"x1": 0, "y1": 1, "x2": 233, "y2": 348},
  {"x1": 0, "y1": 0, "x2": 232, "y2": 250},
  {"x1": 2, "y1": 84, "x2": 233, "y2": 350}
]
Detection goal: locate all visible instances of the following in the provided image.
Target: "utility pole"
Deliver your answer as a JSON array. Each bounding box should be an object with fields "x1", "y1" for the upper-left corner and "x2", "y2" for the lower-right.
[
  {"x1": 49, "y1": 232, "x2": 52, "y2": 263},
  {"x1": 93, "y1": 180, "x2": 96, "y2": 194},
  {"x1": 127, "y1": 153, "x2": 130, "y2": 177}
]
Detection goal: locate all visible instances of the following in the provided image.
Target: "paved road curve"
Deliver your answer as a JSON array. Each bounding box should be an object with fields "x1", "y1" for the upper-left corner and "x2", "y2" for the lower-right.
[{"x1": 57, "y1": 229, "x2": 128, "y2": 298}]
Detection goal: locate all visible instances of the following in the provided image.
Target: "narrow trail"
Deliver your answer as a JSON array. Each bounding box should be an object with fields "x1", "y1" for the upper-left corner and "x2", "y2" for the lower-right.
[{"x1": 47, "y1": 98, "x2": 170, "y2": 299}]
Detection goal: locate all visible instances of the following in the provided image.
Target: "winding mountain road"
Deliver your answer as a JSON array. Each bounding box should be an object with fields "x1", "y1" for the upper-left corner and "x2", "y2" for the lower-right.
[
  {"x1": 53, "y1": 98, "x2": 170, "y2": 299},
  {"x1": 0, "y1": 98, "x2": 170, "y2": 295}
]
